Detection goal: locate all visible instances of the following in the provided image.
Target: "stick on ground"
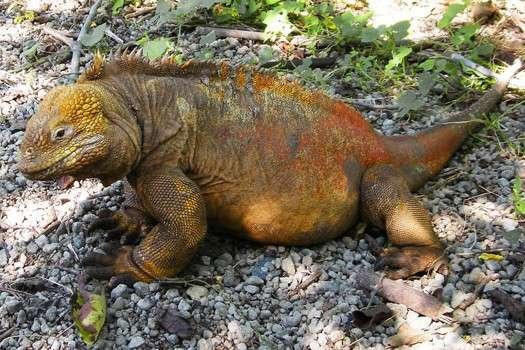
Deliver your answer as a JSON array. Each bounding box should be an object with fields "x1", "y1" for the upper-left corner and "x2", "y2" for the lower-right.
[{"x1": 70, "y1": 0, "x2": 104, "y2": 78}]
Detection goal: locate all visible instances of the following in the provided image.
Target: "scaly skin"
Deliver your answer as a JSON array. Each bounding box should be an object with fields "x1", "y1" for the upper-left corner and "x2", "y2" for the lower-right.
[{"x1": 18, "y1": 53, "x2": 523, "y2": 284}]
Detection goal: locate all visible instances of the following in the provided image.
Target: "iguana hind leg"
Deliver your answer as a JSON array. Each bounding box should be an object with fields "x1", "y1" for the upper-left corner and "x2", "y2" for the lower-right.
[
  {"x1": 360, "y1": 165, "x2": 447, "y2": 279},
  {"x1": 83, "y1": 169, "x2": 207, "y2": 285}
]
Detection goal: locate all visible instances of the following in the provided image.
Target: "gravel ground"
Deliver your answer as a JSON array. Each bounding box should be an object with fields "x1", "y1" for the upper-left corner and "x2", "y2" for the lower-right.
[{"x1": 1, "y1": 1, "x2": 525, "y2": 349}]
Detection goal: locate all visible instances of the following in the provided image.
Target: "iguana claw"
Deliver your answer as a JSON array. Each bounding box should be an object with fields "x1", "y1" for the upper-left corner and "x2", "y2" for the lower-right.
[
  {"x1": 83, "y1": 243, "x2": 154, "y2": 286},
  {"x1": 88, "y1": 209, "x2": 144, "y2": 244}
]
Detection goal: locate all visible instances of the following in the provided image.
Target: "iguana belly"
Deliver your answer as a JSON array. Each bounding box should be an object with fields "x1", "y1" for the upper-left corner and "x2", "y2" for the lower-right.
[{"x1": 199, "y1": 157, "x2": 363, "y2": 246}]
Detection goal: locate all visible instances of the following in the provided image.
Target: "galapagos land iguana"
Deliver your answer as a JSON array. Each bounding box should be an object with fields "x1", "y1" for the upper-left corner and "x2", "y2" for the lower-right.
[{"x1": 18, "y1": 53, "x2": 523, "y2": 285}]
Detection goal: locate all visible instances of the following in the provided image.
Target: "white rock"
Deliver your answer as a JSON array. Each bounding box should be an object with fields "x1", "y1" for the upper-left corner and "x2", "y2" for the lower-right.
[
  {"x1": 128, "y1": 336, "x2": 145, "y2": 349},
  {"x1": 281, "y1": 257, "x2": 296, "y2": 275},
  {"x1": 186, "y1": 286, "x2": 208, "y2": 300}
]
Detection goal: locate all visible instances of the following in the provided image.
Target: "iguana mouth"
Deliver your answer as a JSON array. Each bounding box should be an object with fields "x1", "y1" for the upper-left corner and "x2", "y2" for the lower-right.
[{"x1": 20, "y1": 135, "x2": 104, "y2": 180}]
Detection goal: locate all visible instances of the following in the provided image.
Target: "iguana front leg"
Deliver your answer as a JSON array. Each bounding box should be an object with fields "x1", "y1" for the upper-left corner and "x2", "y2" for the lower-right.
[
  {"x1": 83, "y1": 168, "x2": 207, "y2": 284},
  {"x1": 360, "y1": 165, "x2": 447, "y2": 279},
  {"x1": 88, "y1": 180, "x2": 149, "y2": 243}
]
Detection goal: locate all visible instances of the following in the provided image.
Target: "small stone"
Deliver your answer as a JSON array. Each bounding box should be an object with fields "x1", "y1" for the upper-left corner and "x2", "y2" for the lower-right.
[
  {"x1": 406, "y1": 311, "x2": 432, "y2": 330},
  {"x1": 42, "y1": 243, "x2": 59, "y2": 254},
  {"x1": 117, "y1": 318, "x2": 129, "y2": 330},
  {"x1": 244, "y1": 285, "x2": 259, "y2": 294},
  {"x1": 281, "y1": 257, "x2": 296, "y2": 275},
  {"x1": 5, "y1": 296, "x2": 22, "y2": 313},
  {"x1": 34, "y1": 235, "x2": 49, "y2": 248},
  {"x1": 450, "y1": 290, "x2": 469, "y2": 308},
  {"x1": 133, "y1": 282, "x2": 150, "y2": 296},
  {"x1": 328, "y1": 329, "x2": 345, "y2": 342},
  {"x1": 197, "y1": 338, "x2": 213, "y2": 350},
  {"x1": 500, "y1": 218, "x2": 518, "y2": 231},
  {"x1": 178, "y1": 299, "x2": 191, "y2": 312},
  {"x1": 245, "y1": 276, "x2": 264, "y2": 285},
  {"x1": 285, "y1": 311, "x2": 301, "y2": 327},
  {"x1": 0, "y1": 249, "x2": 7, "y2": 266},
  {"x1": 45, "y1": 306, "x2": 57, "y2": 322},
  {"x1": 137, "y1": 297, "x2": 154, "y2": 310},
  {"x1": 485, "y1": 261, "x2": 501, "y2": 271},
  {"x1": 128, "y1": 336, "x2": 145, "y2": 349},
  {"x1": 111, "y1": 284, "x2": 129, "y2": 299},
  {"x1": 342, "y1": 236, "x2": 357, "y2": 250},
  {"x1": 186, "y1": 286, "x2": 208, "y2": 300}
]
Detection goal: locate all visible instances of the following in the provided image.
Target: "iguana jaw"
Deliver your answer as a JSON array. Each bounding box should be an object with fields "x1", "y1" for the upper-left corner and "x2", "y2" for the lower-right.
[{"x1": 19, "y1": 134, "x2": 109, "y2": 181}]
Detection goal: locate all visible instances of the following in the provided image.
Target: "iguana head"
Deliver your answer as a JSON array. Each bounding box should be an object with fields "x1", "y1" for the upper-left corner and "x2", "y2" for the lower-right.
[{"x1": 19, "y1": 84, "x2": 134, "y2": 185}]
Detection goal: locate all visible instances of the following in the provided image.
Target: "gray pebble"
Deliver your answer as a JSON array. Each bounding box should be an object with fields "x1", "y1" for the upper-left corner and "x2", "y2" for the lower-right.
[{"x1": 128, "y1": 336, "x2": 145, "y2": 349}]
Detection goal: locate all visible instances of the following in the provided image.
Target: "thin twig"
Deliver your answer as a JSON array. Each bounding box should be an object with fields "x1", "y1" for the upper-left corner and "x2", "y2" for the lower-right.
[
  {"x1": 348, "y1": 99, "x2": 399, "y2": 110},
  {"x1": 70, "y1": 0, "x2": 104, "y2": 79},
  {"x1": 196, "y1": 26, "x2": 266, "y2": 41},
  {"x1": 105, "y1": 28, "x2": 124, "y2": 44},
  {"x1": 41, "y1": 26, "x2": 74, "y2": 47},
  {"x1": 124, "y1": 6, "x2": 156, "y2": 19},
  {"x1": 288, "y1": 267, "x2": 322, "y2": 297}
]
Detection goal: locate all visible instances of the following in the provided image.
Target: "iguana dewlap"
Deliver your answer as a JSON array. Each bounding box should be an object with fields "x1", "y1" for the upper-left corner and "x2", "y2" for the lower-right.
[{"x1": 18, "y1": 53, "x2": 523, "y2": 284}]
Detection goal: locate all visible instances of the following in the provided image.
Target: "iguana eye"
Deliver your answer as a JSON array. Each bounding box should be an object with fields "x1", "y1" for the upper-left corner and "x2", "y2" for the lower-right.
[{"x1": 51, "y1": 126, "x2": 73, "y2": 141}]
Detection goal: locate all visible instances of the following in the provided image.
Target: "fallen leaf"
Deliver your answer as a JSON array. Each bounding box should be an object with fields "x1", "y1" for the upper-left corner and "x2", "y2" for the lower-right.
[
  {"x1": 388, "y1": 323, "x2": 432, "y2": 347},
  {"x1": 479, "y1": 253, "x2": 504, "y2": 262},
  {"x1": 71, "y1": 273, "x2": 106, "y2": 346},
  {"x1": 352, "y1": 304, "x2": 393, "y2": 329},
  {"x1": 158, "y1": 309, "x2": 192, "y2": 339}
]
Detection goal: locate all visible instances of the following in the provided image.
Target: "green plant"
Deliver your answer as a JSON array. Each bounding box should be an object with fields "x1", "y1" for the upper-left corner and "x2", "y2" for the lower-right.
[
  {"x1": 512, "y1": 177, "x2": 525, "y2": 218},
  {"x1": 136, "y1": 35, "x2": 174, "y2": 59}
]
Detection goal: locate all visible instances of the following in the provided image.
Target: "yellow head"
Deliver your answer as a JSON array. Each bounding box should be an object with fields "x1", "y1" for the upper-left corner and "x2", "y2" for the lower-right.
[{"x1": 18, "y1": 84, "x2": 111, "y2": 181}]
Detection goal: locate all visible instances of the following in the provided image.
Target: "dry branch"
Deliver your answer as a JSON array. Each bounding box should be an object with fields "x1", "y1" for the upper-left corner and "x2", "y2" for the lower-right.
[{"x1": 196, "y1": 26, "x2": 266, "y2": 41}]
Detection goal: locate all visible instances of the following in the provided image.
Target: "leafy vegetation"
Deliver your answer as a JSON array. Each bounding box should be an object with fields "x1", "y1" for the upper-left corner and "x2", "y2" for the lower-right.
[{"x1": 512, "y1": 177, "x2": 525, "y2": 218}]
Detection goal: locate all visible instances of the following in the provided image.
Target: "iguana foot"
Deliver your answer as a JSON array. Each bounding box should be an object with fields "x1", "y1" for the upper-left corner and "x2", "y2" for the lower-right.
[
  {"x1": 379, "y1": 246, "x2": 448, "y2": 279},
  {"x1": 88, "y1": 209, "x2": 145, "y2": 244},
  {"x1": 82, "y1": 243, "x2": 154, "y2": 286}
]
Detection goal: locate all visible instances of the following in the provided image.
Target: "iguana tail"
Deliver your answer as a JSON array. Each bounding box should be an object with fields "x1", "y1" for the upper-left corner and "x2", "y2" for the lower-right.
[{"x1": 385, "y1": 59, "x2": 523, "y2": 191}]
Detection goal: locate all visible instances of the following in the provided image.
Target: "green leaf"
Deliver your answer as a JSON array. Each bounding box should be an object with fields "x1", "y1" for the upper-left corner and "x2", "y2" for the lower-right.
[
  {"x1": 112, "y1": 0, "x2": 124, "y2": 15},
  {"x1": 470, "y1": 43, "x2": 494, "y2": 59},
  {"x1": 388, "y1": 20, "x2": 410, "y2": 41},
  {"x1": 334, "y1": 11, "x2": 371, "y2": 41},
  {"x1": 199, "y1": 30, "x2": 216, "y2": 45},
  {"x1": 451, "y1": 23, "x2": 479, "y2": 46},
  {"x1": 174, "y1": 0, "x2": 219, "y2": 18},
  {"x1": 258, "y1": 46, "x2": 274, "y2": 64},
  {"x1": 71, "y1": 274, "x2": 106, "y2": 347},
  {"x1": 419, "y1": 58, "x2": 435, "y2": 71},
  {"x1": 263, "y1": 9, "x2": 294, "y2": 38},
  {"x1": 438, "y1": 1, "x2": 470, "y2": 29},
  {"x1": 396, "y1": 90, "x2": 424, "y2": 117},
  {"x1": 360, "y1": 27, "x2": 380, "y2": 43},
  {"x1": 385, "y1": 46, "x2": 412, "y2": 72},
  {"x1": 479, "y1": 252, "x2": 504, "y2": 261},
  {"x1": 139, "y1": 37, "x2": 173, "y2": 59},
  {"x1": 155, "y1": 0, "x2": 175, "y2": 25},
  {"x1": 418, "y1": 72, "x2": 435, "y2": 95},
  {"x1": 513, "y1": 177, "x2": 525, "y2": 217},
  {"x1": 80, "y1": 23, "x2": 107, "y2": 47}
]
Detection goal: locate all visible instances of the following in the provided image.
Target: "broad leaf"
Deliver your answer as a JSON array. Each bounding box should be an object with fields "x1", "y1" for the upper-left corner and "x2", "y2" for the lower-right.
[
  {"x1": 199, "y1": 30, "x2": 216, "y2": 45},
  {"x1": 396, "y1": 90, "x2": 424, "y2": 117},
  {"x1": 258, "y1": 46, "x2": 274, "y2": 64},
  {"x1": 389, "y1": 20, "x2": 410, "y2": 41},
  {"x1": 385, "y1": 46, "x2": 412, "y2": 71},
  {"x1": 139, "y1": 37, "x2": 173, "y2": 59},
  {"x1": 80, "y1": 23, "x2": 107, "y2": 47},
  {"x1": 418, "y1": 72, "x2": 435, "y2": 95},
  {"x1": 263, "y1": 9, "x2": 294, "y2": 38},
  {"x1": 438, "y1": 1, "x2": 470, "y2": 29},
  {"x1": 71, "y1": 274, "x2": 106, "y2": 347},
  {"x1": 112, "y1": 0, "x2": 124, "y2": 15},
  {"x1": 360, "y1": 27, "x2": 380, "y2": 43}
]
